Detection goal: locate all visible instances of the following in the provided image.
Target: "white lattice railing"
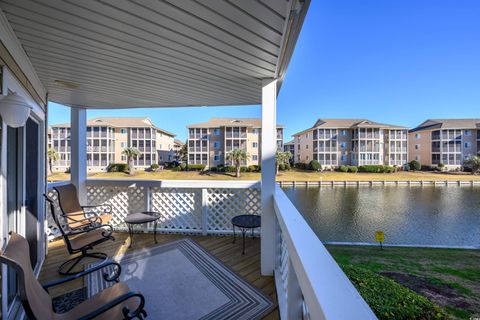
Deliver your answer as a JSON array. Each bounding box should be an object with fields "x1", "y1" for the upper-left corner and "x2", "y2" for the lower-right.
[
  {"x1": 273, "y1": 186, "x2": 377, "y2": 320},
  {"x1": 47, "y1": 180, "x2": 260, "y2": 239}
]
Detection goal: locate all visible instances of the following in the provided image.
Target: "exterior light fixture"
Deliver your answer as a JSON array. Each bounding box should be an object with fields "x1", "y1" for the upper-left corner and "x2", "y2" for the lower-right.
[{"x1": 0, "y1": 92, "x2": 32, "y2": 128}]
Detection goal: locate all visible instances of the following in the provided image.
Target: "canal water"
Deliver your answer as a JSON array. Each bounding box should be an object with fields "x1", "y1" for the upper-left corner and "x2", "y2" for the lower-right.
[{"x1": 282, "y1": 185, "x2": 480, "y2": 247}]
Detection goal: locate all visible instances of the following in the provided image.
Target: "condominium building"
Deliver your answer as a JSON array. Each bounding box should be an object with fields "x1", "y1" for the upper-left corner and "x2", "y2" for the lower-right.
[
  {"x1": 293, "y1": 119, "x2": 408, "y2": 167},
  {"x1": 187, "y1": 118, "x2": 284, "y2": 167},
  {"x1": 172, "y1": 139, "x2": 185, "y2": 163},
  {"x1": 409, "y1": 119, "x2": 480, "y2": 168},
  {"x1": 284, "y1": 140, "x2": 295, "y2": 162},
  {"x1": 50, "y1": 117, "x2": 176, "y2": 172}
]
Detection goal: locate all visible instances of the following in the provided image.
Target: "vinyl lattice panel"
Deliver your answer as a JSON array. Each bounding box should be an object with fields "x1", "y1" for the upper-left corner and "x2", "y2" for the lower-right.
[
  {"x1": 86, "y1": 186, "x2": 145, "y2": 227},
  {"x1": 150, "y1": 187, "x2": 202, "y2": 230},
  {"x1": 207, "y1": 188, "x2": 261, "y2": 231}
]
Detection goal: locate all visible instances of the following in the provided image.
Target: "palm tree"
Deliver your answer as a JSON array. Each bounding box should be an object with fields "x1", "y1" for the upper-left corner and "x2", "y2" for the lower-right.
[
  {"x1": 464, "y1": 155, "x2": 480, "y2": 175},
  {"x1": 47, "y1": 148, "x2": 59, "y2": 176},
  {"x1": 122, "y1": 147, "x2": 141, "y2": 176},
  {"x1": 275, "y1": 151, "x2": 292, "y2": 175},
  {"x1": 226, "y1": 149, "x2": 249, "y2": 178}
]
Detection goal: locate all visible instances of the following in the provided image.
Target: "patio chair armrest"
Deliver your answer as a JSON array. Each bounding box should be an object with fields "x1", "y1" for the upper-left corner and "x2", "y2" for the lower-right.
[
  {"x1": 66, "y1": 215, "x2": 103, "y2": 227},
  {"x1": 43, "y1": 260, "x2": 121, "y2": 290},
  {"x1": 66, "y1": 224, "x2": 114, "y2": 237},
  {"x1": 78, "y1": 291, "x2": 146, "y2": 320},
  {"x1": 82, "y1": 204, "x2": 113, "y2": 214}
]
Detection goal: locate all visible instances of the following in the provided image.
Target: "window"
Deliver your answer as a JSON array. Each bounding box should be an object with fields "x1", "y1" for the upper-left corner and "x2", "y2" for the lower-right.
[
  {"x1": 306, "y1": 155, "x2": 309, "y2": 161},
  {"x1": 465, "y1": 130, "x2": 471, "y2": 136},
  {"x1": 341, "y1": 155, "x2": 346, "y2": 161},
  {"x1": 252, "y1": 129, "x2": 258, "y2": 135},
  {"x1": 306, "y1": 144, "x2": 308, "y2": 149},
  {"x1": 120, "y1": 128, "x2": 127, "y2": 134},
  {"x1": 297, "y1": 144, "x2": 300, "y2": 151},
  {"x1": 121, "y1": 142, "x2": 127, "y2": 148},
  {"x1": 214, "y1": 155, "x2": 220, "y2": 161},
  {"x1": 342, "y1": 130, "x2": 347, "y2": 136},
  {"x1": 305, "y1": 133, "x2": 309, "y2": 138},
  {"x1": 252, "y1": 155, "x2": 258, "y2": 161},
  {"x1": 213, "y1": 141, "x2": 219, "y2": 149},
  {"x1": 252, "y1": 142, "x2": 258, "y2": 148},
  {"x1": 340, "y1": 142, "x2": 346, "y2": 149},
  {"x1": 213, "y1": 128, "x2": 220, "y2": 135},
  {"x1": 465, "y1": 142, "x2": 471, "y2": 148},
  {"x1": 415, "y1": 144, "x2": 420, "y2": 150},
  {"x1": 415, "y1": 133, "x2": 421, "y2": 139},
  {"x1": 297, "y1": 155, "x2": 300, "y2": 161}
]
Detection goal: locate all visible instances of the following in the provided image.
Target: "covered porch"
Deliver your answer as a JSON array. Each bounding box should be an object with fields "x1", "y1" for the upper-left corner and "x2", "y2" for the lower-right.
[{"x1": 0, "y1": 1, "x2": 376, "y2": 319}]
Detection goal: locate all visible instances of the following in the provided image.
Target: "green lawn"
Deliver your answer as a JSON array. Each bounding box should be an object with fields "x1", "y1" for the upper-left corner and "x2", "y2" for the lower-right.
[
  {"x1": 326, "y1": 245, "x2": 480, "y2": 319},
  {"x1": 47, "y1": 169, "x2": 480, "y2": 182}
]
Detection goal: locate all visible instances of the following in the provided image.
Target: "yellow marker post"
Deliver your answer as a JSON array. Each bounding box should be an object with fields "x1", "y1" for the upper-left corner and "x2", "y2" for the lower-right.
[{"x1": 375, "y1": 231, "x2": 385, "y2": 249}]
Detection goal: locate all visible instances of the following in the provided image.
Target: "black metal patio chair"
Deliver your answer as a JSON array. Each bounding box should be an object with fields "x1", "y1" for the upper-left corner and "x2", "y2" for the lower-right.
[
  {"x1": 0, "y1": 232, "x2": 147, "y2": 320},
  {"x1": 44, "y1": 193, "x2": 115, "y2": 275}
]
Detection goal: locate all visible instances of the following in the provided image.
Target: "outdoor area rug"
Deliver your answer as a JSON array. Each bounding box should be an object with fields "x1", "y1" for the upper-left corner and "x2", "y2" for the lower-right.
[{"x1": 87, "y1": 238, "x2": 276, "y2": 320}]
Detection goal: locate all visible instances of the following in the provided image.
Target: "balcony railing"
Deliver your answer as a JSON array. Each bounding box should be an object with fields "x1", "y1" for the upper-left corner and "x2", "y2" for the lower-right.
[
  {"x1": 46, "y1": 180, "x2": 375, "y2": 319},
  {"x1": 273, "y1": 186, "x2": 375, "y2": 319}
]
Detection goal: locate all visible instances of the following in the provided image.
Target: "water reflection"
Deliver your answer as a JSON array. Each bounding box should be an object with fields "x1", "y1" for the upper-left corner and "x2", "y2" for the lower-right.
[{"x1": 282, "y1": 186, "x2": 480, "y2": 246}]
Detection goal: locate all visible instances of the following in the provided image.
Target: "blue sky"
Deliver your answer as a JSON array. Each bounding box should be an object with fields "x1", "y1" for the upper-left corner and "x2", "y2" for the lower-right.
[{"x1": 48, "y1": 0, "x2": 480, "y2": 142}]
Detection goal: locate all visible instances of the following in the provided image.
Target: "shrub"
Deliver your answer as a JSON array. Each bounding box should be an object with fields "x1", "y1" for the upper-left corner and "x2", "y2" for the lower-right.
[
  {"x1": 248, "y1": 165, "x2": 260, "y2": 172},
  {"x1": 338, "y1": 165, "x2": 348, "y2": 172},
  {"x1": 340, "y1": 264, "x2": 447, "y2": 320},
  {"x1": 179, "y1": 163, "x2": 187, "y2": 171},
  {"x1": 438, "y1": 163, "x2": 445, "y2": 168},
  {"x1": 294, "y1": 162, "x2": 308, "y2": 170},
  {"x1": 239, "y1": 166, "x2": 248, "y2": 173},
  {"x1": 358, "y1": 165, "x2": 383, "y2": 173},
  {"x1": 409, "y1": 160, "x2": 421, "y2": 171},
  {"x1": 150, "y1": 163, "x2": 160, "y2": 170},
  {"x1": 348, "y1": 166, "x2": 358, "y2": 173},
  {"x1": 308, "y1": 160, "x2": 321, "y2": 171},
  {"x1": 279, "y1": 163, "x2": 290, "y2": 171},
  {"x1": 187, "y1": 164, "x2": 206, "y2": 171},
  {"x1": 171, "y1": 166, "x2": 181, "y2": 172},
  {"x1": 224, "y1": 165, "x2": 236, "y2": 173},
  {"x1": 107, "y1": 163, "x2": 128, "y2": 172},
  {"x1": 65, "y1": 167, "x2": 71, "y2": 173}
]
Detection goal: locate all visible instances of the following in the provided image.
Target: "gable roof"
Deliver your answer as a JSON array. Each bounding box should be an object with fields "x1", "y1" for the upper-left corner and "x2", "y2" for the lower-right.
[
  {"x1": 410, "y1": 119, "x2": 480, "y2": 132},
  {"x1": 293, "y1": 118, "x2": 407, "y2": 136},
  {"x1": 187, "y1": 118, "x2": 284, "y2": 128},
  {"x1": 50, "y1": 117, "x2": 176, "y2": 136}
]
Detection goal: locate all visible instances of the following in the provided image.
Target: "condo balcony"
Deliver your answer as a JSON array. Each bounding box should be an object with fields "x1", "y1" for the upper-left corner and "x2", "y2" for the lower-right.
[{"x1": 0, "y1": 1, "x2": 378, "y2": 319}]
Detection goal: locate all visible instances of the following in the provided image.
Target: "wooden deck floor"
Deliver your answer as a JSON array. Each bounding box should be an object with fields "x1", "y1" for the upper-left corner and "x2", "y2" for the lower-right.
[{"x1": 40, "y1": 232, "x2": 279, "y2": 319}]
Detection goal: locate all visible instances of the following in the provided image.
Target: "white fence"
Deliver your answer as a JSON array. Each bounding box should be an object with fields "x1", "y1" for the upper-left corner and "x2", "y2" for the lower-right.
[
  {"x1": 47, "y1": 179, "x2": 260, "y2": 238},
  {"x1": 273, "y1": 185, "x2": 376, "y2": 319}
]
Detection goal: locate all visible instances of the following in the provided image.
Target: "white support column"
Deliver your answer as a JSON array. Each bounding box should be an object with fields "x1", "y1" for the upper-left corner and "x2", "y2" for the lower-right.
[
  {"x1": 70, "y1": 107, "x2": 87, "y2": 204},
  {"x1": 261, "y1": 78, "x2": 277, "y2": 275}
]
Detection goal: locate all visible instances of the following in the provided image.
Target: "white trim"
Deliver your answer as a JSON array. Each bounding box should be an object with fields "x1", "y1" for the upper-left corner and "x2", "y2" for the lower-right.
[
  {"x1": 0, "y1": 8, "x2": 46, "y2": 102},
  {"x1": 85, "y1": 179, "x2": 260, "y2": 189},
  {"x1": 261, "y1": 78, "x2": 277, "y2": 276}
]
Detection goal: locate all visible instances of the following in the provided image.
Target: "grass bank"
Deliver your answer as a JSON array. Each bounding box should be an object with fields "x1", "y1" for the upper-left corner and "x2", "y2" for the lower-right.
[
  {"x1": 47, "y1": 169, "x2": 480, "y2": 182},
  {"x1": 326, "y1": 245, "x2": 480, "y2": 319}
]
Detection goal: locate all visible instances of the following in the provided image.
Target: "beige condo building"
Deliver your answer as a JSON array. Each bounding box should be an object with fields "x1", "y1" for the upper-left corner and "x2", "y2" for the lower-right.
[
  {"x1": 409, "y1": 119, "x2": 480, "y2": 168},
  {"x1": 187, "y1": 118, "x2": 284, "y2": 167},
  {"x1": 50, "y1": 117, "x2": 176, "y2": 172},
  {"x1": 293, "y1": 119, "x2": 408, "y2": 167}
]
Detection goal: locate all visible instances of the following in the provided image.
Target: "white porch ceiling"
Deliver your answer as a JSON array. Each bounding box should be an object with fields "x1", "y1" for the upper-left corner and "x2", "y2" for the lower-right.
[{"x1": 0, "y1": 0, "x2": 309, "y2": 109}]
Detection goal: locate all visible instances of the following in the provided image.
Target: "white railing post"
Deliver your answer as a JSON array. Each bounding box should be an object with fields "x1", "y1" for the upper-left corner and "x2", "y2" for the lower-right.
[
  {"x1": 201, "y1": 188, "x2": 208, "y2": 235},
  {"x1": 287, "y1": 258, "x2": 303, "y2": 320},
  {"x1": 145, "y1": 186, "x2": 151, "y2": 211},
  {"x1": 70, "y1": 107, "x2": 87, "y2": 204},
  {"x1": 261, "y1": 78, "x2": 277, "y2": 276}
]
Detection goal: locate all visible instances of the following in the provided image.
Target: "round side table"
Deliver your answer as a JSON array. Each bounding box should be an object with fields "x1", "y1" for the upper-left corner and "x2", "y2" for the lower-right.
[
  {"x1": 231, "y1": 214, "x2": 261, "y2": 255},
  {"x1": 124, "y1": 212, "x2": 160, "y2": 248}
]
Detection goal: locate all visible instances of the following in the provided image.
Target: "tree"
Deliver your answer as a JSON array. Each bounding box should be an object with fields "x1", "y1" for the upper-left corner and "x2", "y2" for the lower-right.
[
  {"x1": 47, "y1": 148, "x2": 59, "y2": 176},
  {"x1": 226, "y1": 149, "x2": 249, "y2": 178},
  {"x1": 464, "y1": 156, "x2": 480, "y2": 175},
  {"x1": 179, "y1": 141, "x2": 188, "y2": 163},
  {"x1": 275, "y1": 151, "x2": 292, "y2": 175},
  {"x1": 122, "y1": 147, "x2": 141, "y2": 176}
]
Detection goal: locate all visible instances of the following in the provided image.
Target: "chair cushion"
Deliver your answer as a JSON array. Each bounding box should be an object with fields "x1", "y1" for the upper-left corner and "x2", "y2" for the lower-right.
[
  {"x1": 69, "y1": 229, "x2": 110, "y2": 251},
  {"x1": 55, "y1": 282, "x2": 141, "y2": 320}
]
